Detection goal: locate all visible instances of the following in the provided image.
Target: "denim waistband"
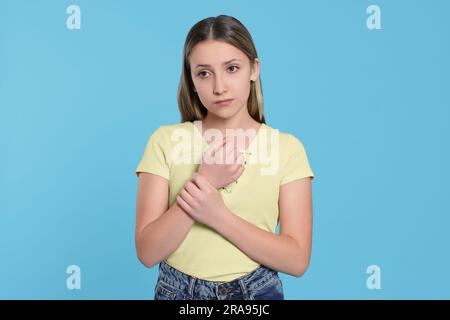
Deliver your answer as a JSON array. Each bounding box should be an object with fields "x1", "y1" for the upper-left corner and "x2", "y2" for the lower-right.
[{"x1": 157, "y1": 260, "x2": 279, "y2": 295}]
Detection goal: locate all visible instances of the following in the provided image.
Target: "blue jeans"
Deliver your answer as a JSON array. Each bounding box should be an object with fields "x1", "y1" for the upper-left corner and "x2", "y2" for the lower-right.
[{"x1": 154, "y1": 260, "x2": 284, "y2": 300}]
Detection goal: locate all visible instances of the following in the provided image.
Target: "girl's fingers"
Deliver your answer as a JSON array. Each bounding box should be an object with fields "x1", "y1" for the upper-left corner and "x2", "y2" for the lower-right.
[
  {"x1": 227, "y1": 147, "x2": 244, "y2": 165},
  {"x1": 191, "y1": 172, "x2": 213, "y2": 191},
  {"x1": 209, "y1": 137, "x2": 227, "y2": 157},
  {"x1": 177, "y1": 194, "x2": 193, "y2": 214},
  {"x1": 223, "y1": 139, "x2": 240, "y2": 164},
  {"x1": 204, "y1": 135, "x2": 245, "y2": 165},
  {"x1": 185, "y1": 181, "x2": 202, "y2": 199},
  {"x1": 236, "y1": 153, "x2": 245, "y2": 165},
  {"x1": 218, "y1": 137, "x2": 231, "y2": 162},
  {"x1": 179, "y1": 187, "x2": 196, "y2": 205},
  {"x1": 213, "y1": 137, "x2": 234, "y2": 164},
  {"x1": 225, "y1": 138, "x2": 238, "y2": 157},
  {"x1": 203, "y1": 137, "x2": 226, "y2": 164}
]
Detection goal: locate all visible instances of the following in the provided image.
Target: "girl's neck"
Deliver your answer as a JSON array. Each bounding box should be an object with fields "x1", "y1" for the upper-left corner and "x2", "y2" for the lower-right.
[{"x1": 201, "y1": 114, "x2": 260, "y2": 137}]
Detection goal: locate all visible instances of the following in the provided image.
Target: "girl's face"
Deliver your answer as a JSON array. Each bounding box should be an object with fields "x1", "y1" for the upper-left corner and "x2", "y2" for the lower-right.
[{"x1": 189, "y1": 40, "x2": 259, "y2": 120}]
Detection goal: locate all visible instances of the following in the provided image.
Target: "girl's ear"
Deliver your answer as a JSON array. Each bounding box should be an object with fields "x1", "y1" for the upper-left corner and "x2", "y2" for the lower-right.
[{"x1": 251, "y1": 58, "x2": 260, "y2": 82}]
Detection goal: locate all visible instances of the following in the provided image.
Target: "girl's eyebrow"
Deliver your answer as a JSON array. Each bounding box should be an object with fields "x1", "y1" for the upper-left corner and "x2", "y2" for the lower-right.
[{"x1": 194, "y1": 58, "x2": 242, "y2": 69}]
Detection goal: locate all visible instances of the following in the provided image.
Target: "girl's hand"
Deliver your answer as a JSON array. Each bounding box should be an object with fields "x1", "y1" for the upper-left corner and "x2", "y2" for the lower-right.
[
  {"x1": 198, "y1": 136, "x2": 246, "y2": 189},
  {"x1": 176, "y1": 172, "x2": 230, "y2": 230}
]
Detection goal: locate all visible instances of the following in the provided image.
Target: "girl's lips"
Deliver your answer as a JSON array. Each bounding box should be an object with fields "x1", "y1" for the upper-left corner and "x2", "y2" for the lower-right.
[{"x1": 214, "y1": 99, "x2": 234, "y2": 107}]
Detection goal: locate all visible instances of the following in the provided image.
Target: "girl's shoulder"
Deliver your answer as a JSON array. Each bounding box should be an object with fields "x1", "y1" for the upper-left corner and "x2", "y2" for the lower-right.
[
  {"x1": 262, "y1": 123, "x2": 304, "y2": 150},
  {"x1": 150, "y1": 121, "x2": 193, "y2": 141}
]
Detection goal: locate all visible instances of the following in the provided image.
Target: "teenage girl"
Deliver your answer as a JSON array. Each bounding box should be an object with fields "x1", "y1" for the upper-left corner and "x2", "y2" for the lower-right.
[{"x1": 135, "y1": 15, "x2": 315, "y2": 300}]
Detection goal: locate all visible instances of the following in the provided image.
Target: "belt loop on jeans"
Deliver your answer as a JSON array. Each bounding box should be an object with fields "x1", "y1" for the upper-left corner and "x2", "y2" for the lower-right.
[
  {"x1": 238, "y1": 279, "x2": 250, "y2": 300},
  {"x1": 188, "y1": 277, "x2": 197, "y2": 299}
]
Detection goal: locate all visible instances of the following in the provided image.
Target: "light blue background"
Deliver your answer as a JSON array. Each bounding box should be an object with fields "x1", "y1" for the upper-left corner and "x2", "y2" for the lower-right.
[{"x1": 1, "y1": 0, "x2": 449, "y2": 299}]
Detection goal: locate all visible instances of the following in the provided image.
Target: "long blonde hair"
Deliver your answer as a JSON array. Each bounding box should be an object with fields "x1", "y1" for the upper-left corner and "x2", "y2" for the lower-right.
[{"x1": 177, "y1": 15, "x2": 266, "y2": 124}]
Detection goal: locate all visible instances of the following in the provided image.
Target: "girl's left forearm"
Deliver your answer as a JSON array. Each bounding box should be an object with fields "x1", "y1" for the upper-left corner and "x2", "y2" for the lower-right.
[{"x1": 213, "y1": 208, "x2": 309, "y2": 277}]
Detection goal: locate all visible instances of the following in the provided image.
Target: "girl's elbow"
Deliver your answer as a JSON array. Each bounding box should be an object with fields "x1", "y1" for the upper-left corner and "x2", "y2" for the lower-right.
[
  {"x1": 136, "y1": 250, "x2": 157, "y2": 269},
  {"x1": 135, "y1": 241, "x2": 156, "y2": 269},
  {"x1": 293, "y1": 258, "x2": 311, "y2": 277}
]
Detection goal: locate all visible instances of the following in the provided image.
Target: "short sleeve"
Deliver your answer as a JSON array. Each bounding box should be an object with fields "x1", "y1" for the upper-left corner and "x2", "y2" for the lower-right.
[
  {"x1": 135, "y1": 127, "x2": 170, "y2": 180},
  {"x1": 280, "y1": 134, "x2": 315, "y2": 185}
]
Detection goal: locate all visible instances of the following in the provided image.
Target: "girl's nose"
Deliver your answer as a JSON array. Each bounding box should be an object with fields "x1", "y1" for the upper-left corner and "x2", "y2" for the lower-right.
[{"x1": 213, "y1": 75, "x2": 227, "y2": 95}]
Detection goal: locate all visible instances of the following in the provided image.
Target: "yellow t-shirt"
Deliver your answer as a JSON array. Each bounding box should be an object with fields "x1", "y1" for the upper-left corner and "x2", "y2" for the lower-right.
[{"x1": 135, "y1": 120, "x2": 315, "y2": 281}]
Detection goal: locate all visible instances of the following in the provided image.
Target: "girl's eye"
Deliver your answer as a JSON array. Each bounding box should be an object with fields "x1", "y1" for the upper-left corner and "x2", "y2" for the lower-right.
[
  {"x1": 197, "y1": 65, "x2": 240, "y2": 79},
  {"x1": 228, "y1": 65, "x2": 239, "y2": 73},
  {"x1": 198, "y1": 71, "x2": 209, "y2": 78}
]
